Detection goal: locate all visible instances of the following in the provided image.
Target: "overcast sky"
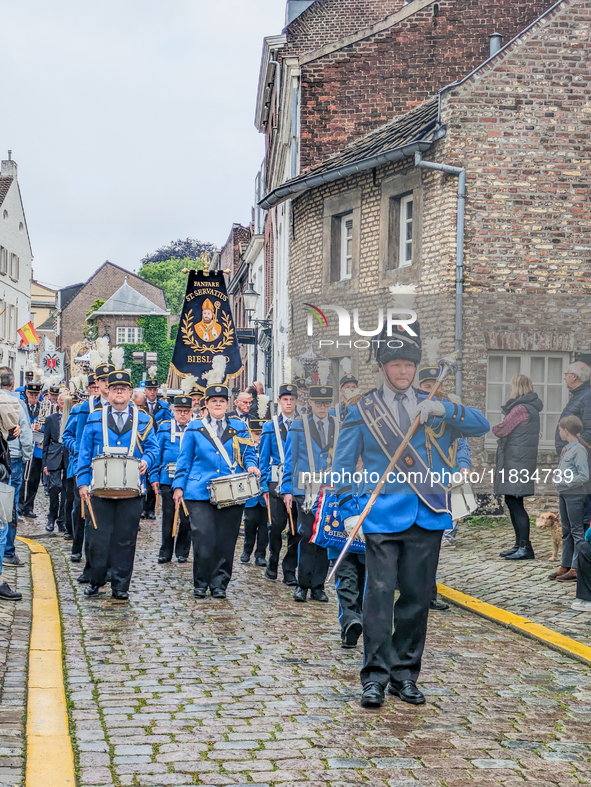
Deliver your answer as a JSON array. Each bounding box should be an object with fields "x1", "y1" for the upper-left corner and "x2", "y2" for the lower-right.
[{"x1": 1, "y1": 0, "x2": 285, "y2": 288}]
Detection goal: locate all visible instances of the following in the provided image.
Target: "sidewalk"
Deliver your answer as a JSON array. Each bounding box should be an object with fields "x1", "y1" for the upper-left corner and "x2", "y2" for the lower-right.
[
  {"x1": 438, "y1": 516, "x2": 591, "y2": 650},
  {"x1": 0, "y1": 540, "x2": 31, "y2": 787}
]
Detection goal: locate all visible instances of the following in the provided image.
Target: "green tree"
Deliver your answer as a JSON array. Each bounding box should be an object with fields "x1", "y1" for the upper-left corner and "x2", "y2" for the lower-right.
[
  {"x1": 84, "y1": 299, "x2": 105, "y2": 340},
  {"x1": 123, "y1": 315, "x2": 175, "y2": 388},
  {"x1": 138, "y1": 256, "x2": 207, "y2": 316}
]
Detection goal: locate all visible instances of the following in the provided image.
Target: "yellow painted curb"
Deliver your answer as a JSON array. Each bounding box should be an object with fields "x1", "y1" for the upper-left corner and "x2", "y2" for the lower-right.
[
  {"x1": 438, "y1": 582, "x2": 591, "y2": 666},
  {"x1": 17, "y1": 537, "x2": 76, "y2": 787}
]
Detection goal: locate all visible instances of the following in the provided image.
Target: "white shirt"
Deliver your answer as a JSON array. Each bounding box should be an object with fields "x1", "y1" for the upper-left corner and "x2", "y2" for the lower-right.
[
  {"x1": 208, "y1": 414, "x2": 227, "y2": 432},
  {"x1": 381, "y1": 385, "x2": 418, "y2": 425}
]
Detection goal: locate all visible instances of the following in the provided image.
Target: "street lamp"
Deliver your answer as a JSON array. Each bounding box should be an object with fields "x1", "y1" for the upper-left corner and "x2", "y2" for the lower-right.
[{"x1": 243, "y1": 281, "x2": 260, "y2": 315}]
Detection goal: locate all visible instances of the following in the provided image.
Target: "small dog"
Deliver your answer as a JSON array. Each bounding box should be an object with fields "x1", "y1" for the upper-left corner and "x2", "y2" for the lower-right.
[{"x1": 535, "y1": 512, "x2": 561, "y2": 561}]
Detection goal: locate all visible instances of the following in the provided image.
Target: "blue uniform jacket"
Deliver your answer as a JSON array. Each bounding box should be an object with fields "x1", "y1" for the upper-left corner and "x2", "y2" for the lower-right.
[
  {"x1": 259, "y1": 416, "x2": 289, "y2": 494},
  {"x1": 172, "y1": 417, "x2": 258, "y2": 501},
  {"x1": 61, "y1": 404, "x2": 84, "y2": 479},
  {"x1": 76, "y1": 406, "x2": 159, "y2": 488},
  {"x1": 280, "y1": 413, "x2": 339, "y2": 497},
  {"x1": 72, "y1": 396, "x2": 105, "y2": 459},
  {"x1": 149, "y1": 419, "x2": 187, "y2": 485},
  {"x1": 332, "y1": 387, "x2": 489, "y2": 534},
  {"x1": 147, "y1": 399, "x2": 171, "y2": 428},
  {"x1": 245, "y1": 444, "x2": 267, "y2": 508}
]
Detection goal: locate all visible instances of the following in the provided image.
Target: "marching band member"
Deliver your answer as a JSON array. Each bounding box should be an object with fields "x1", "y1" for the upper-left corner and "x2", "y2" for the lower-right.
[
  {"x1": 259, "y1": 383, "x2": 299, "y2": 584},
  {"x1": 77, "y1": 370, "x2": 159, "y2": 600},
  {"x1": 337, "y1": 373, "x2": 359, "y2": 422},
  {"x1": 332, "y1": 322, "x2": 489, "y2": 708},
  {"x1": 42, "y1": 390, "x2": 69, "y2": 533},
  {"x1": 281, "y1": 384, "x2": 339, "y2": 603},
  {"x1": 19, "y1": 378, "x2": 45, "y2": 519},
  {"x1": 142, "y1": 378, "x2": 170, "y2": 521},
  {"x1": 172, "y1": 374, "x2": 259, "y2": 600},
  {"x1": 152, "y1": 395, "x2": 192, "y2": 564},
  {"x1": 240, "y1": 415, "x2": 269, "y2": 567}
]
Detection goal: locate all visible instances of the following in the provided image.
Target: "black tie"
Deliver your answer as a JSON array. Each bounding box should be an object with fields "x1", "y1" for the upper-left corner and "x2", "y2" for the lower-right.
[{"x1": 394, "y1": 393, "x2": 411, "y2": 434}]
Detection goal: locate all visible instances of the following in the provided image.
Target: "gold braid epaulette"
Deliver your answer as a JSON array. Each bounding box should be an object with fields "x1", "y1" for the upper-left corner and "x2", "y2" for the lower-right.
[
  {"x1": 346, "y1": 393, "x2": 363, "y2": 407},
  {"x1": 135, "y1": 419, "x2": 154, "y2": 456},
  {"x1": 232, "y1": 435, "x2": 254, "y2": 469},
  {"x1": 424, "y1": 420, "x2": 458, "y2": 469}
]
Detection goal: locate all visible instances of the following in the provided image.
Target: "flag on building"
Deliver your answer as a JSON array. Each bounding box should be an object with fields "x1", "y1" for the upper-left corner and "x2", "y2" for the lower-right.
[{"x1": 17, "y1": 321, "x2": 40, "y2": 347}]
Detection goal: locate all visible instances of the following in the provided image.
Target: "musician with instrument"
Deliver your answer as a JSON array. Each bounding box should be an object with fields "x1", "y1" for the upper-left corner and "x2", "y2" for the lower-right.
[
  {"x1": 19, "y1": 380, "x2": 45, "y2": 519},
  {"x1": 142, "y1": 377, "x2": 171, "y2": 521},
  {"x1": 281, "y1": 385, "x2": 340, "y2": 603},
  {"x1": 240, "y1": 416, "x2": 269, "y2": 567},
  {"x1": 42, "y1": 390, "x2": 70, "y2": 533},
  {"x1": 331, "y1": 323, "x2": 489, "y2": 708},
  {"x1": 77, "y1": 370, "x2": 159, "y2": 600},
  {"x1": 151, "y1": 395, "x2": 193, "y2": 565},
  {"x1": 259, "y1": 383, "x2": 299, "y2": 584},
  {"x1": 172, "y1": 382, "x2": 259, "y2": 600}
]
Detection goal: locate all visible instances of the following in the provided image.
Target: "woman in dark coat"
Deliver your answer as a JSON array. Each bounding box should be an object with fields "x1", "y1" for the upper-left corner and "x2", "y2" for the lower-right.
[{"x1": 493, "y1": 374, "x2": 543, "y2": 560}]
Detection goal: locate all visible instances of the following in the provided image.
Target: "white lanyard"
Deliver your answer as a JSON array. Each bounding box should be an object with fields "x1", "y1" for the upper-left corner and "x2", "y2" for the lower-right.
[
  {"x1": 101, "y1": 405, "x2": 139, "y2": 457},
  {"x1": 203, "y1": 419, "x2": 236, "y2": 473}
]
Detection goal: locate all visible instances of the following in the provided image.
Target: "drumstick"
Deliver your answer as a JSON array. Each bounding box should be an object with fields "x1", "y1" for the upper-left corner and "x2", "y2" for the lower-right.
[
  {"x1": 155, "y1": 490, "x2": 161, "y2": 515},
  {"x1": 267, "y1": 501, "x2": 272, "y2": 528},
  {"x1": 287, "y1": 505, "x2": 295, "y2": 537},
  {"x1": 85, "y1": 497, "x2": 98, "y2": 530},
  {"x1": 81, "y1": 498, "x2": 85, "y2": 519},
  {"x1": 181, "y1": 499, "x2": 189, "y2": 518},
  {"x1": 172, "y1": 507, "x2": 180, "y2": 538}
]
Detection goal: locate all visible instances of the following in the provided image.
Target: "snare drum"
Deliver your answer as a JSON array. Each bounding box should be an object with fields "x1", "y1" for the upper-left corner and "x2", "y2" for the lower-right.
[
  {"x1": 208, "y1": 472, "x2": 261, "y2": 509},
  {"x1": 166, "y1": 462, "x2": 177, "y2": 479},
  {"x1": 90, "y1": 455, "x2": 142, "y2": 499},
  {"x1": 449, "y1": 480, "x2": 478, "y2": 520}
]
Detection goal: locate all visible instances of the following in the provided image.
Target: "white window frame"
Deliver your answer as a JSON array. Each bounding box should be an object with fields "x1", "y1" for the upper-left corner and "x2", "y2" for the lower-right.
[
  {"x1": 485, "y1": 351, "x2": 570, "y2": 447},
  {"x1": 0, "y1": 299, "x2": 5, "y2": 339},
  {"x1": 398, "y1": 194, "x2": 413, "y2": 267},
  {"x1": 9, "y1": 253, "x2": 19, "y2": 281},
  {"x1": 0, "y1": 247, "x2": 7, "y2": 275},
  {"x1": 116, "y1": 326, "x2": 143, "y2": 344},
  {"x1": 339, "y1": 213, "x2": 353, "y2": 281}
]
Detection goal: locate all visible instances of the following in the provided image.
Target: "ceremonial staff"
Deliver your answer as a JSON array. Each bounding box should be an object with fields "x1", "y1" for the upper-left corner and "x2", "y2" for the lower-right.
[{"x1": 327, "y1": 356, "x2": 457, "y2": 582}]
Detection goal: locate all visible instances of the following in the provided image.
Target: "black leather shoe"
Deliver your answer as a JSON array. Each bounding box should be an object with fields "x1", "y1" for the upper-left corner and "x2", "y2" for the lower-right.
[
  {"x1": 499, "y1": 544, "x2": 518, "y2": 558},
  {"x1": 23, "y1": 511, "x2": 36, "y2": 519},
  {"x1": 388, "y1": 679, "x2": 425, "y2": 705},
  {"x1": 430, "y1": 599, "x2": 449, "y2": 611},
  {"x1": 0, "y1": 582, "x2": 22, "y2": 601},
  {"x1": 77, "y1": 574, "x2": 90, "y2": 584},
  {"x1": 146, "y1": 512, "x2": 156, "y2": 520},
  {"x1": 140, "y1": 512, "x2": 147, "y2": 519},
  {"x1": 193, "y1": 587, "x2": 207, "y2": 599},
  {"x1": 504, "y1": 541, "x2": 535, "y2": 561},
  {"x1": 111, "y1": 591, "x2": 129, "y2": 600},
  {"x1": 293, "y1": 586, "x2": 308, "y2": 602},
  {"x1": 211, "y1": 588, "x2": 226, "y2": 599},
  {"x1": 311, "y1": 588, "x2": 328, "y2": 602},
  {"x1": 283, "y1": 574, "x2": 298, "y2": 586},
  {"x1": 157, "y1": 556, "x2": 170, "y2": 564},
  {"x1": 84, "y1": 584, "x2": 100, "y2": 597},
  {"x1": 255, "y1": 556, "x2": 267, "y2": 567},
  {"x1": 361, "y1": 682, "x2": 385, "y2": 708},
  {"x1": 70, "y1": 553, "x2": 82, "y2": 563},
  {"x1": 63, "y1": 533, "x2": 73, "y2": 541},
  {"x1": 342, "y1": 621, "x2": 362, "y2": 649},
  {"x1": 240, "y1": 552, "x2": 250, "y2": 564},
  {"x1": 265, "y1": 568, "x2": 278, "y2": 581},
  {"x1": 177, "y1": 556, "x2": 187, "y2": 563},
  {"x1": 45, "y1": 523, "x2": 55, "y2": 532}
]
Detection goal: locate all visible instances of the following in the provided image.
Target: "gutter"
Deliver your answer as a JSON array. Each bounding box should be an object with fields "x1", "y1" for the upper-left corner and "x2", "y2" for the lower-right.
[
  {"x1": 415, "y1": 152, "x2": 465, "y2": 397},
  {"x1": 260, "y1": 139, "x2": 435, "y2": 210}
]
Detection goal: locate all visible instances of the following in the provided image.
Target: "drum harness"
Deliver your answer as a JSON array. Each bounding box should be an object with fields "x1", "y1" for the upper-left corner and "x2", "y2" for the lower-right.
[
  {"x1": 300, "y1": 414, "x2": 339, "y2": 513},
  {"x1": 202, "y1": 419, "x2": 237, "y2": 474},
  {"x1": 166, "y1": 419, "x2": 185, "y2": 478},
  {"x1": 99, "y1": 405, "x2": 140, "y2": 489},
  {"x1": 271, "y1": 415, "x2": 285, "y2": 493}
]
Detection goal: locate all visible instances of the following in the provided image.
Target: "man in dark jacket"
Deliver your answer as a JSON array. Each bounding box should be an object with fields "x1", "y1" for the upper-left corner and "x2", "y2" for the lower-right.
[
  {"x1": 42, "y1": 391, "x2": 69, "y2": 533},
  {"x1": 555, "y1": 362, "x2": 591, "y2": 454}
]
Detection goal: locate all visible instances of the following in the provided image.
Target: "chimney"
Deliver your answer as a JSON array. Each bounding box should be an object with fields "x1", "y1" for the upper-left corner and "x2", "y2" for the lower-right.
[
  {"x1": 1, "y1": 154, "x2": 17, "y2": 178},
  {"x1": 489, "y1": 33, "x2": 502, "y2": 57}
]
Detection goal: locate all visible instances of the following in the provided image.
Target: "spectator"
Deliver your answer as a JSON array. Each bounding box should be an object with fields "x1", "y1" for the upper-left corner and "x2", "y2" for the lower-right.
[
  {"x1": 550, "y1": 415, "x2": 590, "y2": 583},
  {"x1": 573, "y1": 526, "x2": 591, "y2": 611},
  {"x1": 248, "y1": 382, "x2": 271, "y2": 419},
  {"x1": 0, "y1": 367, "x2": 33, "y2": 569},
  {"x1": 0, "y1": 383, "x2": 22, "y2": 600},
  {"x1": 132, "y1": 389, "x2": 148, "y2": 412},
  {"x1": 492, "y1": 374, "x2": 543, "y2": 561},
  {"x1": 555, "y1": 362, "x2": 591, "y2": 454},
  {"x1": 229, "y1": 391, "x2": 253, "y2": 424}
]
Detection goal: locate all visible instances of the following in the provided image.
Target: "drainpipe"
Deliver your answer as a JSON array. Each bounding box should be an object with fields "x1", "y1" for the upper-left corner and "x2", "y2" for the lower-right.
[
  {"x1": 290, "y1": 78, "x2": 299, "y2": 178},
  {"x1": 269, "y1": 58, "x2": 281, "y2": 128},
  {"x1": 415, "y1": 152, "x2": 466, "y2": 397}
]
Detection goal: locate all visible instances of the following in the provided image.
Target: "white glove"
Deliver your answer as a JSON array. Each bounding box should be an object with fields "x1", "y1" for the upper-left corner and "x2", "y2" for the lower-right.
[
  {"x1": 446, "y1": 393, "x2": 462, "y2": 405},
  {"x1": 417, "y1": 399, "x2": 446, "y2": 424},
  {"x1": 343, "y1": 515, "x2": 365, "y2": 542}
]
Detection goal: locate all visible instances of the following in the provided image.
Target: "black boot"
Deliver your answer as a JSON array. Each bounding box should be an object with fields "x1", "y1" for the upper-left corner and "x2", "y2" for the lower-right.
[
  {"x1": 504, "y1": 540, "x2": 535, "y2": 561},
  {"x1": 499, "y1": 543, "x2": 518, "y2": 558}
]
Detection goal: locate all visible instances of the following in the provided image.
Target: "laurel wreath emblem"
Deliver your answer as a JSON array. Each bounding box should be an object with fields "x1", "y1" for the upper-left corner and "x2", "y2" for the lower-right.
[{"x1": 181, "y1": 308, "x2": 235, "y2": 353}]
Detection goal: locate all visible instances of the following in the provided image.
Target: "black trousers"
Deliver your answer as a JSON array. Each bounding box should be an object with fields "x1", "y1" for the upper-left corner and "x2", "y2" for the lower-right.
[
  {"x1": 64, "y1": 476, "x2": 75, "y2": 536},
  {"x1": 243, "y1": 504, "x2": 269, "y2": 558},
  {"x1": 361, "y1": 525, "x2": 443, "y2": 688},
  {"x1": 143, "y1": 482, "x2": 156, "y2": 516},
  {"x1": 159, "y1": 484, "x2": 191, "y2": 560},
  {"x1": 505, "y1": 495, "x2": 531, "y2": 543},
  {"x1": 72, "y1": 481, "x2": 86, "y2": 557},
  {"x1": 86, "y1": 495, "x2": 143, "y2": 593},
  {"x1": 47, "y1": 466, "x2": 67, "y2": 527},
  {"x1": 267, "y1": 482, "x2": 300, "y2": 579},
  {"x1": 577, "y1": 541, "x2": 591, "y2": 602},
  {"x1": 20, "y1": 456, "x2": 42, "y2": 515},
  {"x1": 334, "y1": 552, "x2": 366, "y2": 635},
  {"x1": 295, "y1": 497, "x2": 329, "y2": 591},
  {"x1": 186, "y1": 500, "x2": 244, "y2": 591}
]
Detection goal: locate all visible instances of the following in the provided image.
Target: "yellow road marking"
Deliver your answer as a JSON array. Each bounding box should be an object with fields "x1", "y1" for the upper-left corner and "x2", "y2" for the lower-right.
[
  {"x1": 17, "y1": 536, "x2": 76, "y2": 787},
  {"x1": 438, "y1": 582, "x2": 591, "y2": 666}
]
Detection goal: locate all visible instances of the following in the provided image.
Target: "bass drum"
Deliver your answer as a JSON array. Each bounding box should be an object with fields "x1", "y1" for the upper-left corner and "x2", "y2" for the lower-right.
[{"x1": 90, "y1": 455, "x2": 142, "y2": 499}]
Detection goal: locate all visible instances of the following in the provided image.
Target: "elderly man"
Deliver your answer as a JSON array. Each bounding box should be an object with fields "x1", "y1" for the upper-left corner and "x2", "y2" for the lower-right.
[
  {"x1": 556, "y1": 362, "x2": 591, "y2": 454},
  {"x1": 132, "y1": 389, "x2": 148, "y2": 412}
]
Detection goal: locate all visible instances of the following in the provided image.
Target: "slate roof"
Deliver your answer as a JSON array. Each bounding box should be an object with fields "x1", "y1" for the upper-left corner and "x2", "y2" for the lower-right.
[
  {"x1": 0, "y1": 177, "x2": 13, "y2": 207},
  {"x1": 92, "y1": 279, "x2": 169, "y2": 317},
  {"x1": 260, "y1": 98, "x2": 439, "y2": 209}
]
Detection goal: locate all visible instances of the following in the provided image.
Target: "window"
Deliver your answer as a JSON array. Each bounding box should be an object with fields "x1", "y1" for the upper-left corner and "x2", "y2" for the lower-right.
[
  {"x1": 340, "y1": 213, "x2": 353, "y2": 280},
  {"x1": 7, "y1": 304, "x2": 16, "y2": 343},
  {"x1": 0, "y1": 247, "x2": 7, "y2": 275},
  {"x1": 116, "y1": 326, "x2": 143, "y2": 344},
  {"x1": 486, "y1": 352, "x2": 569, "y2": 445},
  {"x1": 0, "y1": 300, "x2": 5, "y2": 339},
  {"x1": 9, "y1": 253, "x2": 19, "y2": 281},
  {"x1": 399, "y1": 195, "x2": 413, "y2": 267}
]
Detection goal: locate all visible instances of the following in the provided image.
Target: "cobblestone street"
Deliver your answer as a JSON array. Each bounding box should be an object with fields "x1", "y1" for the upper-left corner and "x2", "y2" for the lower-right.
[{"x1": 7, "y1": 510, "x2": 588, "y2": 787}]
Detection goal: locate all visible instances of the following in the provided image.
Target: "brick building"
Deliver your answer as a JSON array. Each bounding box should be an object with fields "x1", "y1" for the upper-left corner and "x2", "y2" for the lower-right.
[
  {"x1": 260, "y1": 0, "x2": 591, "y2": 499},
  {"x1": 55, "y1": 261, "x2": 168, "y2": 374}
]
